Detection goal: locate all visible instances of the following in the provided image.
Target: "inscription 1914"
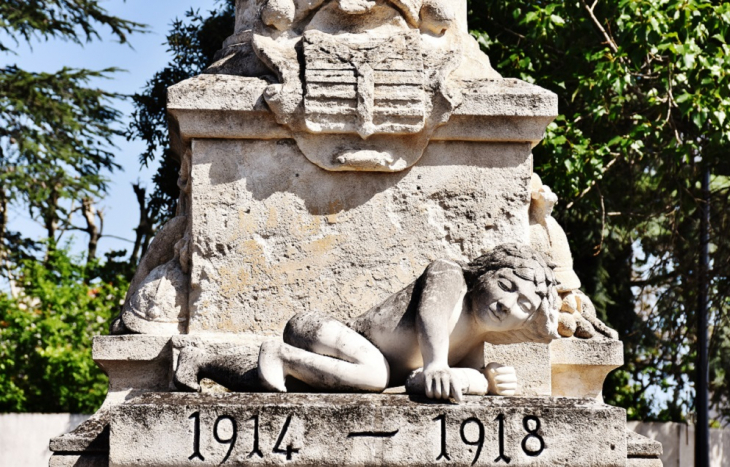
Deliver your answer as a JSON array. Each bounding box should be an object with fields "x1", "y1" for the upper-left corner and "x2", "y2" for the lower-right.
[
  {"x1": 433, "y1": 413, "x2": 545, "y2": 465},
  {"x1": 188, "y1": 412, "x2": 297, "y2": 464}
]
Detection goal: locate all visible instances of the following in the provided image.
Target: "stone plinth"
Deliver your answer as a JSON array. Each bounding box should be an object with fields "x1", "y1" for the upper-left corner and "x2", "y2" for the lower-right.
[
  {"x1": 551, "y1": 339, "x2": 624, "y2": 400},
  {"x1": 459, "y1": 338, "x2": 624, "y2": 398},
  {"x1": 111, "y1": 393, "x2": 628, "y2": 467},
  {"x1": 188, "y1": 138, "x2": 533, "y2": 334}
]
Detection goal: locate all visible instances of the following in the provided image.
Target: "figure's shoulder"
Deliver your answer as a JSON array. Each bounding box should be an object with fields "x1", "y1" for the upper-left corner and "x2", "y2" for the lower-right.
[{"x1": 423, "y1": 258, "x2": 464, "y2": 278}]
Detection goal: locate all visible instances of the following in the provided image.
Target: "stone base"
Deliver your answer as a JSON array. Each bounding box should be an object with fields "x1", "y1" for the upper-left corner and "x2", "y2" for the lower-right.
[
  {"x1": 49, "y1": 454, "x2": 108, "y2": 467},
  {"x1": 110, "y1": 393, "x2": 629, "y2": 467}
]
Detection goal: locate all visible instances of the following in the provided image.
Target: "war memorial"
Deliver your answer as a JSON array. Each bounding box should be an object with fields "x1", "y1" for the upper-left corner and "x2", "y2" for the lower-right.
[{"x1": 51, "y1": 0, "x2": 664, "y2": 465}]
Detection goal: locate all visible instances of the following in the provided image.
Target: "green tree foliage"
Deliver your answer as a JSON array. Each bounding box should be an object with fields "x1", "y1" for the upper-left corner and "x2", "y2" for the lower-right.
[
  {"x1": 0, "y1": 0, "x2": 142, "y2": 52},
  {"x1": 0, "y1": 0, "x2": 143, "y2": 262},
  {"x1": 1, "y1": 66, "x2": 121, "y2": 244},
  {"x1": 0, "y1": 1, "x2": 142, "y2": 413},
  {"x1": 469, "y1": 0, "x2": 730, "y2": 421},
  {"x1": 0, "y1": 247, "x2": 130, "y2": 412}
]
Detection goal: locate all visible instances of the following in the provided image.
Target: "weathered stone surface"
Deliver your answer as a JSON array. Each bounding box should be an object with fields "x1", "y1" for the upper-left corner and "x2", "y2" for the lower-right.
[
  {"x1": 483, "y1": 343, "x2": 552, "y2": 397},
  {"x1": 302, "y1": 30, "x2": 427, "y2": 136},
  {"x1": 551, "y1": 338, "x2": 624, "y2": 399},
  {"x1": 111, "y1": 393, "x2": 628, "y2": 467},
  {"x1": 551, "y1": 338, "x2": 624, "y2": 367},
  {"x1": 50, "y1": 412, "x2": 109, "y2": 453},
  {"x1": 93, "y1": 335, "x2": 173, "y2": 408},
  {"x1": 626, "y1": 459, "x2": 663, "y2": 467},
  {"x1": 167, "y1": 75, "x2": 557, "y2": 148},
  {"x1": 460, "y1": 338, "x2": 625, "y2": 399},
  {"x1": 188, "y1": 138, "x2": 533, "y2": 334},
  {"x1": 49, "y1": 454, "x2": 109, "y2": 467},
  {"x1": 626, "y1": 430, "x2": 663, "y2": 457},
  {"x1": 93, "y1": 335, "x2": 171, "y2": 361}
]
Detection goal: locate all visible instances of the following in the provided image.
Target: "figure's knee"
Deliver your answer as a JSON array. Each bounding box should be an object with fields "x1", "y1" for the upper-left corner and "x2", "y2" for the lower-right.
[
  {"x1": 283, "y1": 311, "x2": 329, "y2": 350},
  {"x1": 359, "y1": 353, "x2": 390, "y2": 392}
]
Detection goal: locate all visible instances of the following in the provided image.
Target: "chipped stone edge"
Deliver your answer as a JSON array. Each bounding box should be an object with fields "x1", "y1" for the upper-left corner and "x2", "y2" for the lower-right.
[{"x1": 166, "y1": 75, "x2": 558, "y2": 153}]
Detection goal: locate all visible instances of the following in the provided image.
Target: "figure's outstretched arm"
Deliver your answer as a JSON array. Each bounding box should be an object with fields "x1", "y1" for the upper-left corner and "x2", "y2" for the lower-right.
[{"x1": 414, "y1": 259, "x2": 468, "y2": 401}]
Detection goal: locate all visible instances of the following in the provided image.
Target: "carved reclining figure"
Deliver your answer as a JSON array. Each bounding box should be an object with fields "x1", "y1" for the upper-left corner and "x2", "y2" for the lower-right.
[{"x1": 175, "y1": 243, "x2": 561, "y2": 402}]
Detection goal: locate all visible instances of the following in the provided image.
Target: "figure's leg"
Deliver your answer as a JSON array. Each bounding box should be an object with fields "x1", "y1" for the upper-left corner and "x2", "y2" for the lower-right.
[
  {"x1": 175, "y1": 344, "x2": 261, "y2": 392},
  {"x1": 174, "y1": 346, "x2": 207, "y2": 392},
  {"x1": 258, "y1": 312, "x2": 390, "y2": 393}
]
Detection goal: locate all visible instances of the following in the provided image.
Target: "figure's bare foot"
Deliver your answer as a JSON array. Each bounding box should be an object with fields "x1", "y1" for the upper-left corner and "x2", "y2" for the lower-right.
[
  {"x1": 258, "y1": 341, "x2": 288, "y2": 393},
  {"x1": 174, "y1": 346, "x2": 205, "y2": 392}
]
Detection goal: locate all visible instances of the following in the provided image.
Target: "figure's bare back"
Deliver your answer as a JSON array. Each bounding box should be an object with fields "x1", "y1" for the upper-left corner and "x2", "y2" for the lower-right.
[
  {"x1": 347, "y1": 259, "x2": 474, "y2": 383},
  {"x1": 348, "y1": 281, "x2": 423, "y2": 382}
]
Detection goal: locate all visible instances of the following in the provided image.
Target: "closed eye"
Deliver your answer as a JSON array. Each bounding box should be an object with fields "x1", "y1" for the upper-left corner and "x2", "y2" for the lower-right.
[
  {"x1": 518, "y1": 297, "x2": 536, "y2": 313},
  {"x1": 498, "y1": 279, "x2": 515, "y2": 292}
]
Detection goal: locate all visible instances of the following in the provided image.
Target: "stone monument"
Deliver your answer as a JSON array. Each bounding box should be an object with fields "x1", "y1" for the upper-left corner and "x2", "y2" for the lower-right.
[{"x1": 51, "y1": 1, "x2": 663, "y2": 465}]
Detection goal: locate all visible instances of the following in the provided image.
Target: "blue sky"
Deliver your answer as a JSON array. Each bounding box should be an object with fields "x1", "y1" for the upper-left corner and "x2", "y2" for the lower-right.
[{"x1": 2, "y1": 0, "x2": 219, "y2": 257}]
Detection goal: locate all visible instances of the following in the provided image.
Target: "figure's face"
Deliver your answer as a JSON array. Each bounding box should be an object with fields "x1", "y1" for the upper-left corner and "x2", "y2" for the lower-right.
[{"x1": 471, "y1": 268, "x2": 542, "y2": 332}]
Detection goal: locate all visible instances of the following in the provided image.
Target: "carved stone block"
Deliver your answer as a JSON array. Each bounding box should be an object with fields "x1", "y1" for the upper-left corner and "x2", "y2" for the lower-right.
[
  {"x1": 483, "y1": 343, "x2": 552, "y2": 397},
  {"x1": 110, "y1": 393, "x2": 628, "y2": 467},
  {"x1": 188, "y1": 138, "x2": 533, "y2": 334}
]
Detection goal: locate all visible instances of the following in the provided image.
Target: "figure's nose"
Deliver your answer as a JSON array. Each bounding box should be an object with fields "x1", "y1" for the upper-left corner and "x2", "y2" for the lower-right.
[{"x1": 498, "y1": 294, "x2": 518, "y2": 311}]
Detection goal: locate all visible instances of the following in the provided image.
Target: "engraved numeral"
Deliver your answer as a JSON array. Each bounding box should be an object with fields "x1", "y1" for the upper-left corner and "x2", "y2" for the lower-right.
[
  {"x1": 188, "y1": 411, "x2": 205, "y2": 461},
  {"x1": 213, "y1": 415, "x2": 238, "y2": 464},
  {"x1": 433, "y1": 414, "x2": 451, "y2": 461},
  {"x1": 189, "y1": 412, "x2": 297, "y2": 462},
  {"x1": 433, "y1": 413, "x2": 544, "y2": 462},
  {"x1": 521, "y1": 416, "x2": 545, "y2": 457},
  {"x1": 460, "y1": 417, "x2": 485, "y2": 466},
  {"x1": 494, "y1": 414, "x2": 511, "y2": 464},
  {"x1": 272, "y1": 415, "x2": 300, "y2": 460},
  {"x1": 248, "y1": 414, "x2": 263, "y2": 458}
]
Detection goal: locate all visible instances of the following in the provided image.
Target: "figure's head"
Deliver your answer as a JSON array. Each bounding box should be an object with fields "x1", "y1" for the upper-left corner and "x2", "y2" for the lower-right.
[{"x1": 462, "y1": 243, "x2": 560, "y2": 343}]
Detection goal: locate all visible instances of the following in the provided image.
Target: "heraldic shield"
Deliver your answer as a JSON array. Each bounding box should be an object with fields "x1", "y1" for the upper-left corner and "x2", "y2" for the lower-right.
[{"x1": 303, "y1": 29, "x2": 427, "y2": 139}]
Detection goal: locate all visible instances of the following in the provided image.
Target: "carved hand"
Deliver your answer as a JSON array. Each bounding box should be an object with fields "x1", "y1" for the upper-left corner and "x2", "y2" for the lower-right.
[
  {"x1": 422, "y1": 364, "x2": 464, "y2": 403},
  {"x1": 484, "y1": 363, "x2": 518, "y2": 396}
]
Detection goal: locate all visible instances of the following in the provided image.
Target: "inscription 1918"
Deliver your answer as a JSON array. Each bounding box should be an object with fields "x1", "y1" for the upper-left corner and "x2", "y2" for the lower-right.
[{"x1": 434, "y1": 413, "x2": 545, "y2": 464}]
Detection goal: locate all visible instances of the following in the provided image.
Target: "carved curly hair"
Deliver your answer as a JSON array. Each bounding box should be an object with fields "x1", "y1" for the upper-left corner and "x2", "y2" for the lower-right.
[{"x1": 462, "y1": 243, "x2": 561, "y2": 344}]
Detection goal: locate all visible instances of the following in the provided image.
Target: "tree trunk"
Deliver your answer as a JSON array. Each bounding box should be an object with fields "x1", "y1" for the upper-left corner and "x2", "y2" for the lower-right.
[
  {"x1": 44, "y1": 186, "x2": 60, "y2": 245},
  {"x1": 81, "y1": 197, "x2": 102, "y2": 262},
  {"x1": 0, "y1": 186, "x2": 8, "y2": 269},
  {"x1": 130, "y1": 184, "x2": 154, "y2": 264}
]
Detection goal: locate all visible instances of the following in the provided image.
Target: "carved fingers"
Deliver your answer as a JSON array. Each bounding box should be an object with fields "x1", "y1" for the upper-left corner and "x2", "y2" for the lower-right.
[
  {"x1": 423, "y1": 366, "x2": 464, "y2": 403},
  {"x1": 484, "y1": 363, "x2": 518, "y2": 396}
]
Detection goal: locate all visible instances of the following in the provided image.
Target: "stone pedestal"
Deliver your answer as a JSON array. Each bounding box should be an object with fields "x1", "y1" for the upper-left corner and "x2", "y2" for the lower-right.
[
  {"x1": 111, "y1": 393, "x2": 628, "y2": 467},
  {"x1": 50, "y1": 326, "x2": 636, "y2": 467}
]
